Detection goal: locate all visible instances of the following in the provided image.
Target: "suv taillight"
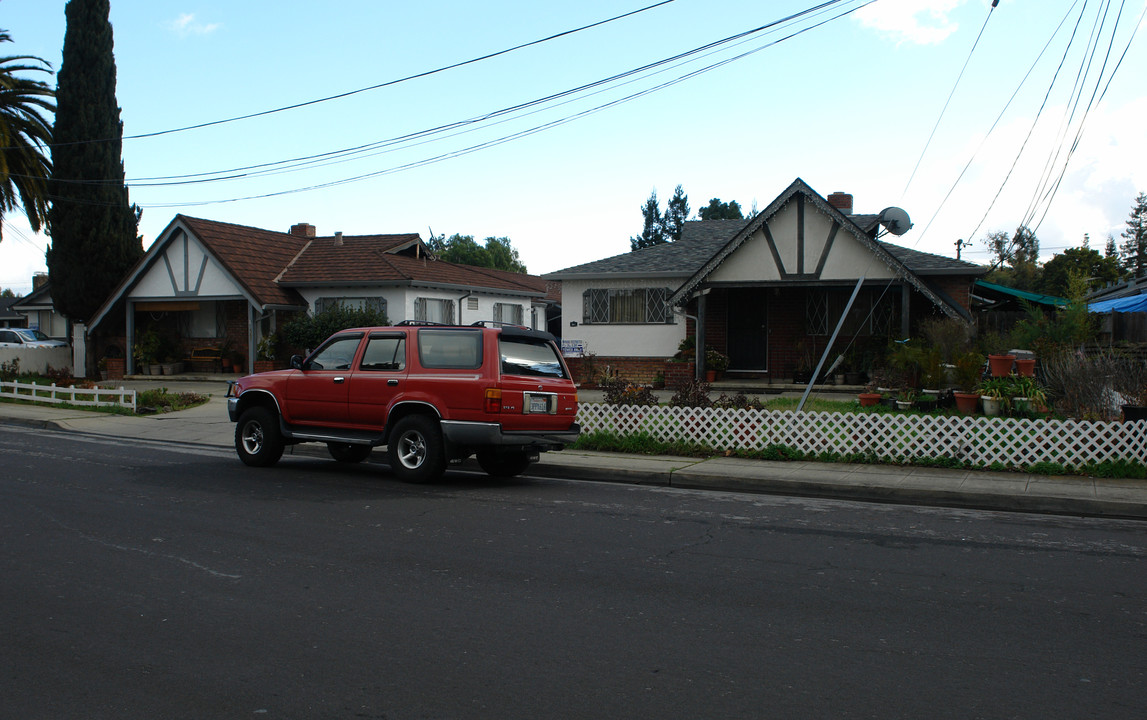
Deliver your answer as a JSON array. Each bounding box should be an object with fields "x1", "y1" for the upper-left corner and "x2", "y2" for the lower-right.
[{"x1": 484, "y1": 388, "x2": 502, "y2": 414}]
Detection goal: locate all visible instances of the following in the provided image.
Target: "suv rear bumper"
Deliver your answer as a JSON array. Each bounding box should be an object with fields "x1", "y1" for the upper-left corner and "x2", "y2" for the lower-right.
[{"x1": 440, "y1": 419, "x2": 581, "y2": 449}]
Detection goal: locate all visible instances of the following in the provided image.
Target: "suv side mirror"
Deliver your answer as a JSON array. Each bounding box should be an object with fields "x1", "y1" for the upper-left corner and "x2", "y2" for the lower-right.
[{"x1": 290, "y1": 354, "x2": 304, "y2": 370}]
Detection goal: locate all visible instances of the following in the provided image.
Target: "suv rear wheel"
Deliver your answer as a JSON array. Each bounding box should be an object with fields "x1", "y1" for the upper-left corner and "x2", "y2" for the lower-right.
[
  {"x1": 387, "y1": 415, "x2": 446, "y2": 483},
  {"x1": 235, "y1": 407, "x2": 285, "y2": 467}
]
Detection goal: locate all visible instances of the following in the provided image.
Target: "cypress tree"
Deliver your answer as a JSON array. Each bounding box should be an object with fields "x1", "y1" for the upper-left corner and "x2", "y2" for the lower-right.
[{"x1": 46, "y1": 0, "x2": 141, "y2": 323}]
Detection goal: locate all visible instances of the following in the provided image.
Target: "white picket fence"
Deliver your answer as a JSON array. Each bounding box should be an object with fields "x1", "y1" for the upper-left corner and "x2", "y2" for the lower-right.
[
  {"x1": 578, "y1": 403, "x2": 1147, "y2": 469},
  {"x1": 0, "y1": 380, "x2": 136, "y2": 411}
]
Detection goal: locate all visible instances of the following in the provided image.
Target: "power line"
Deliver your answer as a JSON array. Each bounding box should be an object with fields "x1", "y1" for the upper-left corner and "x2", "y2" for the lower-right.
[
  {"x1": 9, "y1": 1, "x2": 678, "y2": 152},
  {"x1": 900, "y1": 0, "x2": 999, "y2": 198},
  {"x1": 134, "y1": 1, "x2": 873, "y2": 208}
]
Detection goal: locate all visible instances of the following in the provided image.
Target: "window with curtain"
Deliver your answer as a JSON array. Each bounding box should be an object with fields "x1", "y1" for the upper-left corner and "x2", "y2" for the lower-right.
[
  {"x1": 582, "y1": 288, "x2": 672, "y2": 324},
  {"x1": 493, "y1": 302, "x2": 524, "y2": 325},
  {"x1": 414, "y1": 297, "x2": 455, "y2": 324},
  {"x1": 315, "y1": 296, "x2": 386, "y2": 315}
]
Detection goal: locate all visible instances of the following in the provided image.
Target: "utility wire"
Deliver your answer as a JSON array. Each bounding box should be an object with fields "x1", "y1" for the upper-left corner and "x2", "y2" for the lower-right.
[
  {"x1": 137, "y1": 1, "x2": 875, "y2": 208},
  {"x1": 43, "y1": 0, "x2": 861, "y2": 190},
  {"x1": 900, "y1": 0, "x2": 999, "y2": 198},
  {"x1": 13, "y1": 1, "x2": 676, "y2": 152}
]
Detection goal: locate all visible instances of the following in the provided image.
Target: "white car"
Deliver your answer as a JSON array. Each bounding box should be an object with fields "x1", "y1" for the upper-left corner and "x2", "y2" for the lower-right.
[{"x1": 0, "y1": 328, "x2": 68, "y2": 348}]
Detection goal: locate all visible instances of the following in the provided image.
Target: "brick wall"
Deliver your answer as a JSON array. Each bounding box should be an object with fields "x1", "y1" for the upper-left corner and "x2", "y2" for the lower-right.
[{"x1": 565, "y1": 356, "x2": 676, "y2": 386}]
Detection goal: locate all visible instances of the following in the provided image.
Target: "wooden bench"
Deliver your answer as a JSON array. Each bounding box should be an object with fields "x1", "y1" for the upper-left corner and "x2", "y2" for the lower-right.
[{"x1": 187, "y1": 347, "x2": 222, "y2": 372}]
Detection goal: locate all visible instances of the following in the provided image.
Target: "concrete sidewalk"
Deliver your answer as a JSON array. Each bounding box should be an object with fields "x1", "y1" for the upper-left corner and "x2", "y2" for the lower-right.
[{"x1": 3, "y1": 376, "x2": 1146, "y2": 520}]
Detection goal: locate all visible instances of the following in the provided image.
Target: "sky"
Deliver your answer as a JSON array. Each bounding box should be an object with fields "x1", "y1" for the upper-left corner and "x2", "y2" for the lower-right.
[{"x1": 2, "y1": 0, "x2": 1145, "y2": 295}]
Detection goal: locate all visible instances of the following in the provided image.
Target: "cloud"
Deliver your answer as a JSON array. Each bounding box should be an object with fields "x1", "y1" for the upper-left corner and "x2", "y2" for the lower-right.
[
  {"x1": 854, "y1": 0, "x2": 967, "y2": 45},
  {"x1": 169, "y1": 13, "x2": 221, "y2": 37}
]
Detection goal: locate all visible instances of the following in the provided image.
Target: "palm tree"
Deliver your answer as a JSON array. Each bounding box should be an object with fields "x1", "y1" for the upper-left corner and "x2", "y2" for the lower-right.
[{"x1": 0, "y1": 29, "x2": 54, "y2": 241}]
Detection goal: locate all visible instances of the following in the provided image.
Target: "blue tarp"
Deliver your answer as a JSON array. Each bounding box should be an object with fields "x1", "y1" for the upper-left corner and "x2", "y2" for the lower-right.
[{"x1": 1088, "y1": 294, "x2": 1147, "y2": 313}]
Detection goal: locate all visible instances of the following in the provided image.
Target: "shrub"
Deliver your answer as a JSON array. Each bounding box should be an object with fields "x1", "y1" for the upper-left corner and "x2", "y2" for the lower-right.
[
  {"x1": 281, "y1": 304, "x2": 390, "y2": 353},
  {"x1": 598, "y1": 376, "x2": 658, "y2": 406},
  {"x1": 1041, "y1": 349, "x2": 1141, "y2": 421},
  {"x1": 669, "y1": 378, "x2": 712, "y2": 408}
]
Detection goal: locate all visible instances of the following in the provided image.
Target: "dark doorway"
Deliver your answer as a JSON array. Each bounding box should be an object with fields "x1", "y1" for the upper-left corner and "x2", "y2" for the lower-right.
[{"x1": 726, "y1": 289, "x2": 769, "y2": 370}]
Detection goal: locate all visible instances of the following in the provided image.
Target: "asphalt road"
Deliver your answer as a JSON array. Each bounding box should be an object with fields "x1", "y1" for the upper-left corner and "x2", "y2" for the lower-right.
[{"x1": 2, "y1": 424, "x2": 1145, "y2": 719}]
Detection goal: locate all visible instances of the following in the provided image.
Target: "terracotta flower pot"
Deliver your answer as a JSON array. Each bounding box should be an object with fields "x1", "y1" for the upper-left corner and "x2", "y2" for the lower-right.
[
  {"x1": 1015, "y1": 358, "x2": 1036, "y2": 377},
  {"x1": 988, "y1": 354, "x2": 1015, "y2": 377},
  {"x1": 953, "y1": 391, "x2": 980, "y2": 415},
  {"x1": 858, "y1": 392, "x2": 882, "y2": 407}
]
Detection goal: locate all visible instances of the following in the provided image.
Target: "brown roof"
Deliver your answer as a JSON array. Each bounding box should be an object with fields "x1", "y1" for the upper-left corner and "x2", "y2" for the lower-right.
[
  {"x1": 279, "y1": 235, "x2": 545, "y2": 295},
  {"x1": 179, "y1": 215, "x2": 309, "y2": 308}
]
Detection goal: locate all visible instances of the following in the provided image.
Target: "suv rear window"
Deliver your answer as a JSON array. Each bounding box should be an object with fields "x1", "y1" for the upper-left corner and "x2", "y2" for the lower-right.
[
  {"x1": 500, "y1": 337, "x2": 568, "y2": 379},
  {"x1": 418, "y1": 329, "x2": 483, "y2": 369}
]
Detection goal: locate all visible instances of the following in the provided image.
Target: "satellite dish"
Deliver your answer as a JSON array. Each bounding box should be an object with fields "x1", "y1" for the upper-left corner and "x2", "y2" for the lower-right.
[{"x1": 879, "y1": 207, "x2": 913, "y2": 236}]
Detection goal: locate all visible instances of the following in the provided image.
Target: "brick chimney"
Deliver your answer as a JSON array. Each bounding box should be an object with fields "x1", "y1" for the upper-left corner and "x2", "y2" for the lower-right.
[
  {"x1": 827, "y1": 192, "x2": 853, "y2": 215},
  {"x1": 32, "y1": 272, "x2": 48, "y2": 290},
  {"x1": 289, "y1": 222, "x2": 316, "y2": 237}
]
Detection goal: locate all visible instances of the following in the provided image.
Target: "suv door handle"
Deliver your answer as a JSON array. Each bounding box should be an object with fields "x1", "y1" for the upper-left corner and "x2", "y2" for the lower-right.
[
  {"x1": 388, "y1": 379, "x2": 399, "y2": 386},
  {"x1": 333, "y1": 377, "x2": 345, "y2": 384}
]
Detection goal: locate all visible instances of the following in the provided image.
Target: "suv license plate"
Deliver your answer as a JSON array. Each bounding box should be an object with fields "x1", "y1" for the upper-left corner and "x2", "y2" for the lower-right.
[{"x1": 527, "y1": 394, "x2": 550, "y2": 414}]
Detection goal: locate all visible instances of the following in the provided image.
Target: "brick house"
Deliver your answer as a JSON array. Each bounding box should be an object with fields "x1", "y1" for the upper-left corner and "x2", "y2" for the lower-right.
[
  {"x1": 546, "y1": 178, "x2": 986, "y2": 385},
  {"x1": 86, "y1": 216, "x2": 555, "y2": 375}
]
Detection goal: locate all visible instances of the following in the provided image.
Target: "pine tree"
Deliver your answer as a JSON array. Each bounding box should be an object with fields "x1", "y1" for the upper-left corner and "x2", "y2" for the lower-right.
[
  {"x1": 629, "y1": 189, "x2": 664, "y2": 251},
  {"x1": 662, "y1": 184, "x2": 689, "y2": 242},
  {"x1": 1119, "y1": 192, "x2": 1147, "y2": 278},
  {"x1": 45, "y1": 0, "x2": 142, "y2": 323}
]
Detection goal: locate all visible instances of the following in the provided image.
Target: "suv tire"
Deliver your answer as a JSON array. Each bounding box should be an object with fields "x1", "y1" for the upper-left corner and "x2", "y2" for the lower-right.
[
  {"x1": 387, "y1": 415, "x2": 446, "y2": 483},
  {"x1": 328, "y1": 442, "x2": 372, "y2": 463},
  {"x1": 476, "y1": 450, "x2": 533, "y2": 478},
  {"x1": 235, "y1": 407, "x2": 285, "y2": 467}
]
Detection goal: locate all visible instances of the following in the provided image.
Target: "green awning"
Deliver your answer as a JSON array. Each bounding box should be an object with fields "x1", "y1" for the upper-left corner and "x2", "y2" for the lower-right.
[{"x1": 973, "y1": 280, "x2": 1069, "y2": 307}]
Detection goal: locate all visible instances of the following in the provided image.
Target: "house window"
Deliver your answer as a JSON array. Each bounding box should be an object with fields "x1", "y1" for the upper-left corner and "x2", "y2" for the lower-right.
[
  {"x1": 493, "y1": 302, "x2": 523, "y2": 325},
  {"x1": 807, "y1": 289, "x2": 898, "y2": 337},
  {"x1": 414, "y1": 297, "x2": 455, "y2": 324},
  {"x1": 806, "y1": 292, "x2": 828, "y2": 335},
  {"x1": 315, "y1": 296, "x2": 386, "y2": 315},
  {"x1": 582, "y1": 288, "x2": 672, "y2": 324}
]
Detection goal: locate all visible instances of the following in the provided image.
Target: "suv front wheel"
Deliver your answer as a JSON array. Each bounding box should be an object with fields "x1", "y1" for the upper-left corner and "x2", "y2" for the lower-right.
[
  {"x1": 387, "y1": 415, "x2": 446, "y2": 483},
  {"x1": 235, "y1": 407, "x2": 285, "y2": 467}
]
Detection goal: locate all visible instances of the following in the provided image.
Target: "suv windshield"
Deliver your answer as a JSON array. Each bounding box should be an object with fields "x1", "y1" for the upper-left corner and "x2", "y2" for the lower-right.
[{"x1": 500, "y1": 337, "x2": 567, "y2": 379}]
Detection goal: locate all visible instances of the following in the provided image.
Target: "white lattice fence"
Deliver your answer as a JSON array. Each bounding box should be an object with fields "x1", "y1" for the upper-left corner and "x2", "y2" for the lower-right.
[{"x1": 577, "y1": 403, "x2": 1147, "y2": 468}]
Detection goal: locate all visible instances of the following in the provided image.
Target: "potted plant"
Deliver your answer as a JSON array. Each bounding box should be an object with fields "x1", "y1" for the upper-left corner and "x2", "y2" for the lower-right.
[
  {"x1": 952, "y1": 351, "x2": 984, "y2": 414},
  {"x1": 978, "y1": 377, "x2": 1009, "y2": 417},
  {"x1": 705, "y1": 349, "x2": 729, "y2": 382},
  {"x1": 896, "y1": 387, "x2": 917, "y2": 410},
  {"x1": 988, "y1": 352, "x2": 1016, "y2": 377},
  {"x1": 134, "y1": 330, "x2": 162, "y2": 375},
  {"x1": 255, "y1": 333, "x2": 279, "y2": 373}
]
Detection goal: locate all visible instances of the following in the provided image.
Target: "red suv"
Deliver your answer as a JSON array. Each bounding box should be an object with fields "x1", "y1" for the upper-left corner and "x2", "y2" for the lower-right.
[{"x1": 227, "y1": 322, "x2": 580, "y2": 481}]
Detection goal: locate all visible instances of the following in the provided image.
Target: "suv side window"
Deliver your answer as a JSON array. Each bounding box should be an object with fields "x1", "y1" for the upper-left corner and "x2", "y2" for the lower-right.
[
  {"x1": 500, "y1": 337, "x2": 568, "y2": 379},
  {"x1": 360, "y1": 334, "x2": 406, "y2": 371},
  {"x1": 305, "y1": 334, "x2": 362, "y2": 371},
  {"x1": 418, "y1": 329, "x2": 482, "y2": 369}
]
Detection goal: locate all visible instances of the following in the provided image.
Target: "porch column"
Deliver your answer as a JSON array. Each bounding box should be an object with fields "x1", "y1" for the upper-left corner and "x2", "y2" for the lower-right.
[
  {"x1": 248, "y1": 304, "x2": 258, "y2": 375},
  {"x1": 695, "y1": 292, "x2": 707, "y2": 381},
  {"x1": 125, "y1": 300, "x2": 135, "y2": 375},
  {"x1": 900, "y1": 284, "x2": 911, "y2": 338}
]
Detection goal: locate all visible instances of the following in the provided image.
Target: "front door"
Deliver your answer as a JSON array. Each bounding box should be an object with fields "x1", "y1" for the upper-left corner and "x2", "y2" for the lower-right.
[{"x1": 726, "y1": 289, "x2": 769, "y2": 371}]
